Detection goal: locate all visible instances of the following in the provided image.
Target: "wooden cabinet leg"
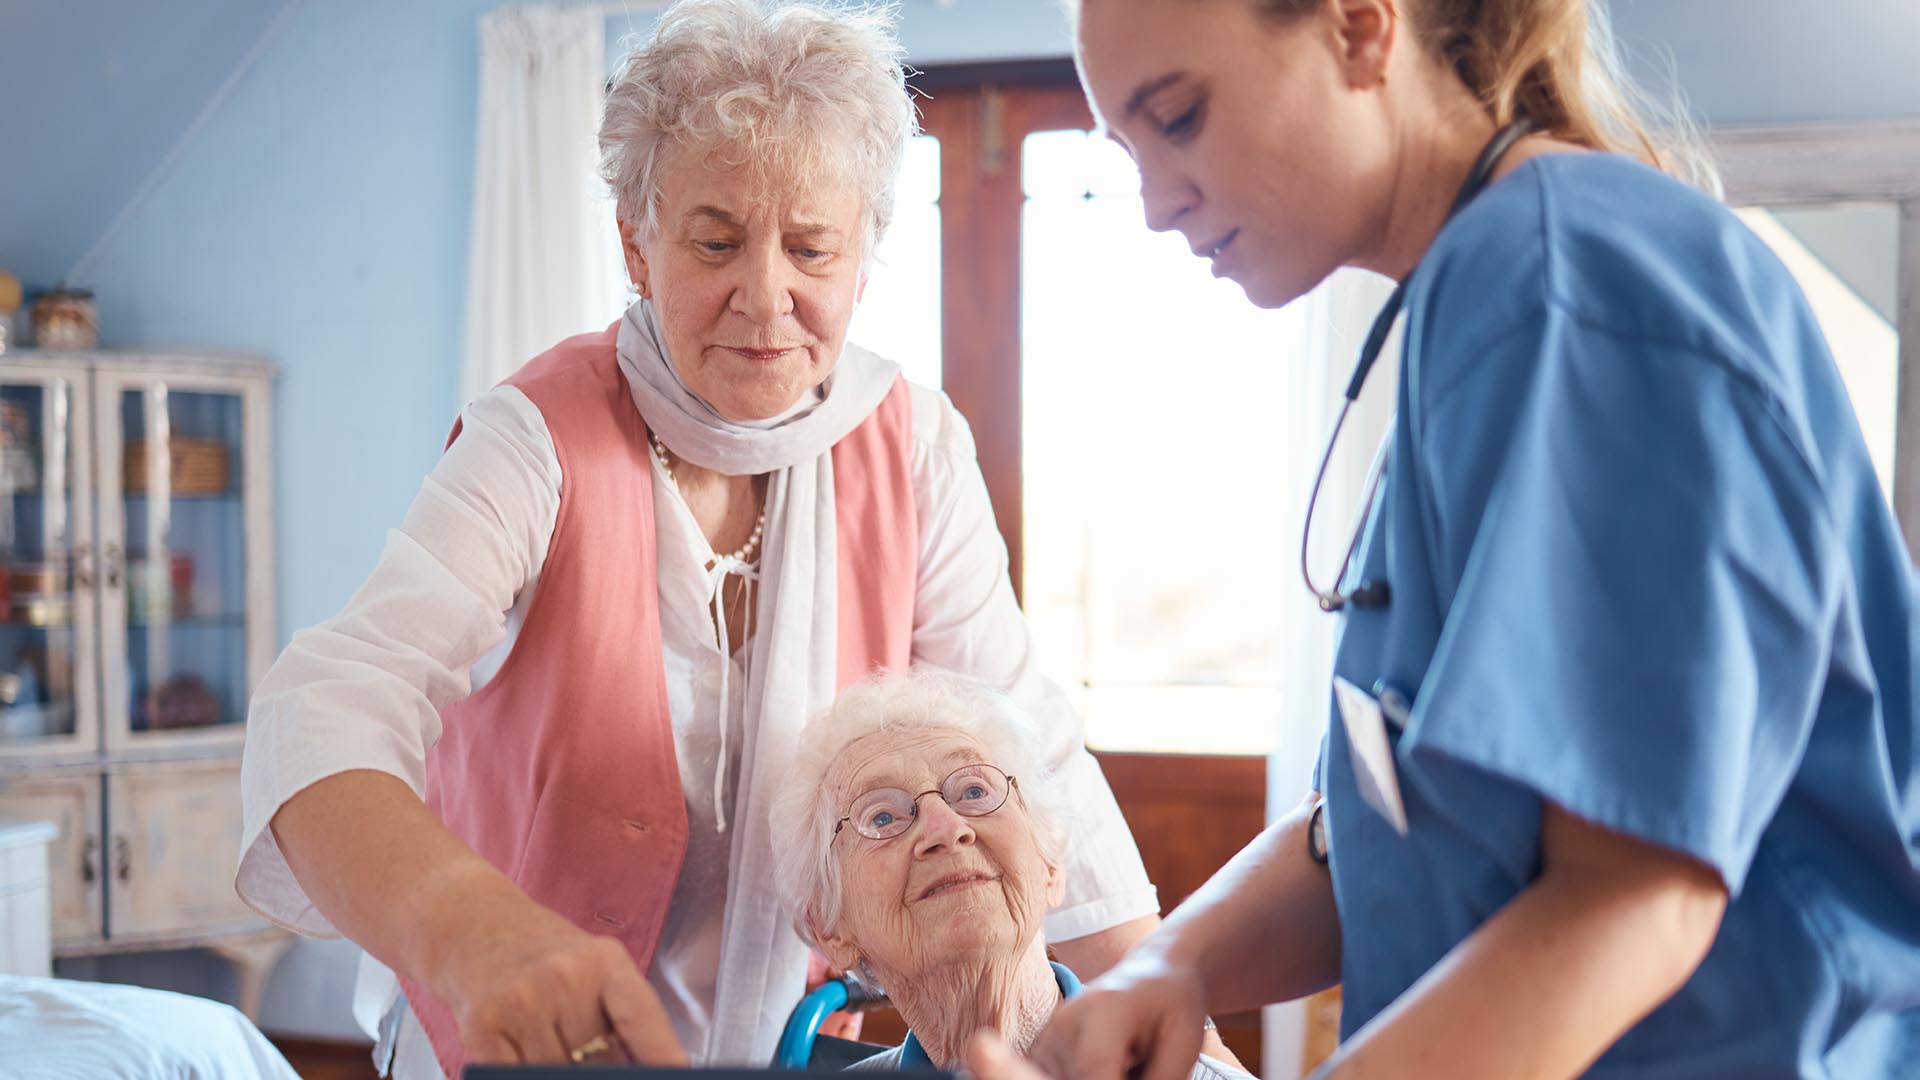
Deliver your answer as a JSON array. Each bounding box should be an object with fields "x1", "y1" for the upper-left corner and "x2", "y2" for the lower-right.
[{"x1": 207, "y1": 929, "x2": 295, "y2": 1021}]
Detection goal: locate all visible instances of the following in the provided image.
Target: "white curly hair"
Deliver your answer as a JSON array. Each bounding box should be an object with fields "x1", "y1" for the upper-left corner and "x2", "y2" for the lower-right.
[
  {"x1": 598, "y1": 0, "x2": 918, "y2": 249},
  {"x1": 770, "y1": 668, "x2": 1074, "y2": 952}
]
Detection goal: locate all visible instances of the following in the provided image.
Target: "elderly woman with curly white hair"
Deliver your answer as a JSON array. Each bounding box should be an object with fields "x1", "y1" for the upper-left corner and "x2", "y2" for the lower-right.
[
  {"x1": 772, "y1": 670, "x2": 1247, "y2": 1078},
  {"x1": 233, "y1": 2, "x2": 1160, "y2": 1078}
]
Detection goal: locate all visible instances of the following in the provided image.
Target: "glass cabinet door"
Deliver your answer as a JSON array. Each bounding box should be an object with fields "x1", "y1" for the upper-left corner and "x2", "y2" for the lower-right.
[
  {"x1": 0, "y1": 369, "x2": 97, "y2": 758},
  {"x1": 98, "y1": 375, "x2": 258, "y2": 750}
]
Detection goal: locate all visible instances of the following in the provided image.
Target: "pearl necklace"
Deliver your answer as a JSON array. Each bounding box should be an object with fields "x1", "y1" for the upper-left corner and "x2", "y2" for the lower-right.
[{"x1": 649, "y1": 430, "x2": 766, "y2": 564}]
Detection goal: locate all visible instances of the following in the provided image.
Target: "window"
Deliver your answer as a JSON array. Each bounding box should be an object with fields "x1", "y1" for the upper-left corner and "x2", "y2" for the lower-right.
[
  {"x1": 1735, "y1": 203, "x2": 1899, "y2": 504},
  {"x1": 918, "y1": 84, "x2": 1920, "y2": 758},
  {"x1": 911, "y1": 79, "x2": 1361, "y2": 757},
  {"x1": 1020, "y1": 129, "x2": 1313, "y2": 754},
  {"x1": 847, "y1": 135, "x2": 943, "y2": 389}
]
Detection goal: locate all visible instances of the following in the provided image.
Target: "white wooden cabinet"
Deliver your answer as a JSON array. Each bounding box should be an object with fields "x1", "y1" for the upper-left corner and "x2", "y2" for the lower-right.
[
  {"x1": 0, "y1": 817, "x2": 57, "y2": 976},
  {"x1": 105, "y1": 759, "x2": 258, "y2": 941},
  {"x1": 0, "y1": 767, "x2": 101, "y2": 945},
  {"x1": 0, "y1": 351, "x2": 287, "y2": 1014}
]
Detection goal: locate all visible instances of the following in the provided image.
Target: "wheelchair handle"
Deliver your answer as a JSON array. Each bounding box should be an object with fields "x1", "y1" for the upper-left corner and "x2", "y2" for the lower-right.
[
  {"x1": 771, "y1": 975, "x2": 894, "y2": 1069},
  {"x1": 838, "y1": 969, "x2": 889, "y2": 1011}
]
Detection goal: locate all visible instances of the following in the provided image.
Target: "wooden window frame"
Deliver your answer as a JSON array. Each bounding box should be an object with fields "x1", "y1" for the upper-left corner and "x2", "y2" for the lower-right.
[
  {"x1": 915, "y1": 64, "x2": 1093, "y2": 597},
  {"x1": 1713, "y1": 121, "x2": 1920, "y2": 559}
]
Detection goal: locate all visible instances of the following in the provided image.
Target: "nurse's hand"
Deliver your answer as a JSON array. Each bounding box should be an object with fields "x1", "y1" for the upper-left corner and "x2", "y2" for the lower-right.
[
  {"x1": 428, "y1": 898, "x2": 687, "y2": 1067},
  {"x1": 1017, "y1": 951, "x2": 1212, "y2": 1080},
  {"x1": 968, "y1": 1030, "x2": 1058, "y2": 1080}
]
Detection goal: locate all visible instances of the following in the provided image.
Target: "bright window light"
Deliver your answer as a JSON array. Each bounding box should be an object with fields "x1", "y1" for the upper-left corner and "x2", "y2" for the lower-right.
[
  {"x1": 848, "y1": 135, "x2": 943, "y2": 389},
  {"x1": 1736, "y1": 205, "x2": 1899, "y2": 506},
  {"x1": 1021, "y1": 129, "x2": 1316, "y2": 756}
]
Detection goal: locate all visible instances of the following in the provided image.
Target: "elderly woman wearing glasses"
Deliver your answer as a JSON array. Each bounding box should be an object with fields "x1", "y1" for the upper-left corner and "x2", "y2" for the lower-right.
[
  {"x1": 772, "y1": 671, "x2": 1248, "y2": 1077},
  {"x1": 235, "y1": 2, "x2": 1158, "y2": 1079}
]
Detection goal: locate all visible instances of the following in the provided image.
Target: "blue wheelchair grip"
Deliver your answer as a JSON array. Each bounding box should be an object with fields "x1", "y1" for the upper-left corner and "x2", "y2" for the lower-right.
[{"x1": 773, "y1": 978, "x2": 852, "y2": 1068}]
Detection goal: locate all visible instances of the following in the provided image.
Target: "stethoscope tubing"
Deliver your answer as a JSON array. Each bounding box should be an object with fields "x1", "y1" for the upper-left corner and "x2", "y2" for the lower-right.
[{"x1": 1300, "y1": 116, "x2": 1539, "y2": 613}]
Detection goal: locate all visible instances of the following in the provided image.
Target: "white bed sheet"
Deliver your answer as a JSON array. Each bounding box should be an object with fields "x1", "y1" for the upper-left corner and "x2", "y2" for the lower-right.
[{"x1": 0, "y1": 975, "x2": 301, "y2": 1080}]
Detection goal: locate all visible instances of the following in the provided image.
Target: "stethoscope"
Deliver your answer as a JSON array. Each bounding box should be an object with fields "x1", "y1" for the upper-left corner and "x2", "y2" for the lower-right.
[{"x1": 1299, "y1": 117, "x2": 1538, "y2": 613}]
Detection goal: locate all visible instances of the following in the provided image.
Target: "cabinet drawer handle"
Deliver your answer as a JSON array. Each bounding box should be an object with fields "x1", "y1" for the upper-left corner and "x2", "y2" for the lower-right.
[
  {"x1": 104, "y1": 543, "x2": 123, "y2": 591},
  {"x1": 81, "y1": 834, "x2": 97, "y2": 886},
  {"x1": 113, "y1": 834, "x2": 131, "y2": 883},
  {"x1": 74, "y1": 542, "x2": 95, "y2": 590}
]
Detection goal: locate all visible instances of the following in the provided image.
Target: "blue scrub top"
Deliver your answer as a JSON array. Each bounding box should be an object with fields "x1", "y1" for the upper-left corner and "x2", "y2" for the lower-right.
[{"x1": 1322, "y1": 152, "x2": 1920, "y2": 1077}]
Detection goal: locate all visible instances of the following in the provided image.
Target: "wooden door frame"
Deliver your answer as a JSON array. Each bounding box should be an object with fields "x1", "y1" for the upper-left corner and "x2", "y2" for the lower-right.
[{"x1": 918, "y1": 72, "x2": 1094, "y2": 597}]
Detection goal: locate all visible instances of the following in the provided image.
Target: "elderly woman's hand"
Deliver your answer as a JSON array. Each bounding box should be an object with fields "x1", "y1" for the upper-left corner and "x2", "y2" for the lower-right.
[
  {"x1": 1014, "y1": 951, "x2": 1213, "y2": 1080},
  {"x1": 426, "y1": 892, "x2": 687, "y2": 1067}
]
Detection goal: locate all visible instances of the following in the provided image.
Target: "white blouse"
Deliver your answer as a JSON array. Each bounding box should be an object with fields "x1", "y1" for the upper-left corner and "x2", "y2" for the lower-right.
[{"x1": 236, "y1": 378, "x2": 1157, "y2": 1075}]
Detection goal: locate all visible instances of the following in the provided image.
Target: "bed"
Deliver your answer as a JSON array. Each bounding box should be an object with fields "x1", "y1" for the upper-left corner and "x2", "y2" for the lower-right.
[{"x1": 0, "y1": 975, "x2": 301, "y2": 1079}]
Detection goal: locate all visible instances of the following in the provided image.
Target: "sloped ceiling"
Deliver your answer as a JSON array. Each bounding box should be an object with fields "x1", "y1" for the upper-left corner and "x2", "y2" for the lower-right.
[
  {"x1": 2, "y1": 0, "x2": 1912, "y2": 305},
  {"x1": 0, "y1": 0, "x2": 294, "y2": 289}
]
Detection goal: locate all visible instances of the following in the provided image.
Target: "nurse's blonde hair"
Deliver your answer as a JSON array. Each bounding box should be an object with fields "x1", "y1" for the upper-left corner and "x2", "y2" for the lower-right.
[
  {"x1": 1393, "y1": 0, "x2": 1715, "y2": 191},
  {"x1": 1073, "y1": 0, "x2": 1719, "y2": 192}
]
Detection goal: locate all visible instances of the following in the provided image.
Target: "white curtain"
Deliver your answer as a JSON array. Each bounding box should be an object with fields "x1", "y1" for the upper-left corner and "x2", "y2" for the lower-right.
[
  {"x1": 1267, "y1": 268, "x2": 1401, "y2": 803},
  {"x1": 1261, "y1": 268, "x2": 1400, "y2": 1080},
  {"x1": 460, "y1": 5, "x2": 627, "y2": 408}
]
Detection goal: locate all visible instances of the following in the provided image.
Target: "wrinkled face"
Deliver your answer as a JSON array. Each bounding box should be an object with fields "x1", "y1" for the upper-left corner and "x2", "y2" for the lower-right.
[
  {"x1": 1075, "y1": 0, "x2": 1396, "y2": 307},
  {"x1": 622, "y1": 149, "x2": 869, "y2": 421},
  {"x1": 816, "y1": 728, "x2": 1065, "y2": 983}
]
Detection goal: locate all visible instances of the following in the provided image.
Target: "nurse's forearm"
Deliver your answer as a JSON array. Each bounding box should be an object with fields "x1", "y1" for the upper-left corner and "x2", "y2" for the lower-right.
[
  {"x1": 1133, "y1": 795, "x2": 1341, "y2": 1013},
  {"x1": 1051, "y1": 914, "x2": 1158, "y2": 979},
  {"x1": 1312, "y1": 804, "x2": 1727, "y2": 1080}
]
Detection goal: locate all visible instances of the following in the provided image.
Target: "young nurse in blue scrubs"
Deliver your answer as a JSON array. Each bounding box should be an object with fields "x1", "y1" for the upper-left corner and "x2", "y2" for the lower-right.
[{"x1": 969, "y1": 1, "x2": 1920, "y2": 1079}]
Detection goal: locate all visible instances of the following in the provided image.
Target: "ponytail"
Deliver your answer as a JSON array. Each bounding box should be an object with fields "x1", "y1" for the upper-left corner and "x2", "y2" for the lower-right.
[
  {"x1": 1247, "y1": 0, "x2": 1719, "y2": 192},
  {"x1": 1412, "y1": 0, "x2": 1716, "y2": 191}
]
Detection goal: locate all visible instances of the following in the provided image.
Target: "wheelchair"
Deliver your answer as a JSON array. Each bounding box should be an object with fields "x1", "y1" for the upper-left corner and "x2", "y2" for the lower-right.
[{"x1": 772, "y1": 971, "x2": 895, "y2": 1069}]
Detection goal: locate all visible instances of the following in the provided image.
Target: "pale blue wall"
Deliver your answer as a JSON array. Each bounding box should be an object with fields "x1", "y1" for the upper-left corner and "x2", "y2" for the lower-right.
[
  {"x1": 603, "y1": 0, "x2": 1076, "y2": 66},
  {"x1": 1610, "y1": 0, "x2": 1920, "y2": 125},
  {"x1": 888, "y1": 0, "x2": 1074, "y2": 63},
  {"x1": 82, "y1": 0, "x2": 510, "y2": 656}
]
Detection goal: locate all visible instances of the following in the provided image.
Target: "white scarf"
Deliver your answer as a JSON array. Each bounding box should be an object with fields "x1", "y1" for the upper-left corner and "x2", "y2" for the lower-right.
[{"x1": 615, "y1": 299, "x2": 898, "y2": 1064}]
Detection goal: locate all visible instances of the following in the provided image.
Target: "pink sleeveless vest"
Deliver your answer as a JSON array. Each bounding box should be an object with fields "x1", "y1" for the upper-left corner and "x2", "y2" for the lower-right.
[{"x1": 401, "y1": 324, "x2": 917, "y2": 1077}]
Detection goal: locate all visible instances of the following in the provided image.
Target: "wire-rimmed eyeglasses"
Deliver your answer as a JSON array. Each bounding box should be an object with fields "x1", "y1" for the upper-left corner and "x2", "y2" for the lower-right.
[{"x1": 833, "y1": 763, "x2": 1018, "y2": 842}]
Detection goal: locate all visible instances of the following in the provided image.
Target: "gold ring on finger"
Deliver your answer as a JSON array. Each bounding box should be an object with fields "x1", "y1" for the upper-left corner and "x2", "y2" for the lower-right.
[{"x1": 569, "y1": 1034, "x2": 613, "y2": 1064}]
